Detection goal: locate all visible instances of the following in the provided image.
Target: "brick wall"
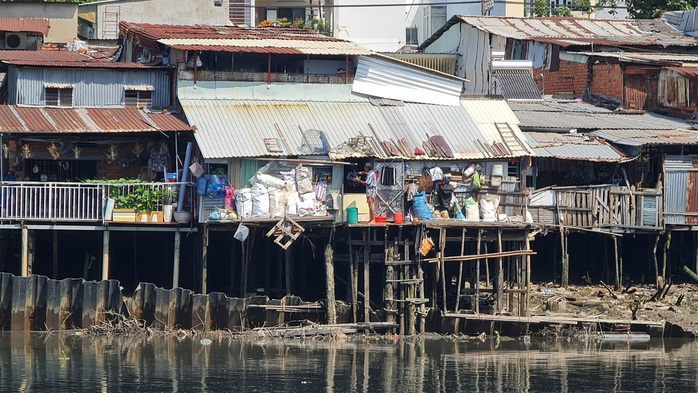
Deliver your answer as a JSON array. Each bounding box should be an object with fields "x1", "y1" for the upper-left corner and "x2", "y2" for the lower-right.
[
  {"x1": 535, "y1": 60, "x2": 588, "y2": 97},
  {"x1": 590, "y1": 62, "x2": 624, "y2": 102}
]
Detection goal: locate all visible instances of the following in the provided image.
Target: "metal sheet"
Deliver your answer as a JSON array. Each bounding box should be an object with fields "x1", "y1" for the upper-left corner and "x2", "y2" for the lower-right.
[
  {"x1": 0, "y1": 17, "x2": 49, "y2": 35},
  {"x1": 664, "y1": 155, "x2": 692, "y2": 225},
  {"x1": 178, "y1": 94, "x2": 533, "y2": 160}
]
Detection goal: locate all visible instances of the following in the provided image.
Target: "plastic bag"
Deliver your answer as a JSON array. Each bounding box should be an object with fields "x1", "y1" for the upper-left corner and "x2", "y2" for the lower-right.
[{"x1": 234, "y1": 224, "x2": 249, "y2": 242}]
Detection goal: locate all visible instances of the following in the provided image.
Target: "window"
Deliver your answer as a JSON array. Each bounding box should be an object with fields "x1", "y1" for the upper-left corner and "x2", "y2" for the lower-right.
[
  {"x1": 45, "y1": 87, "x2": 73, "y2": 107},
  {"x1": 430, "y1": 6, "x2": 447, "y2": 35},
  {"x1": 124, "y1": 87, "x2": 153, "y2": 108},
  {"x1": 406, "y1": 27, "x2": 418, "y2": 45}
]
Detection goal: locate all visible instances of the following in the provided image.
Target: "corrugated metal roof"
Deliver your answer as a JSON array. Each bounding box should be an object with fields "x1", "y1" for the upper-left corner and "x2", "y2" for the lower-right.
[
  {"x1": 462, "y1": 16, "x2": 697, "y2": 47},
  {"x1": 421, "y1": 15, "x2": 698, "y2": 50},
  {"x1": 493, "y1": 69, "x2": 542, "y2": 100},
  {"x1": 510, "y1": 100, "x2": 691, "y2": 131},
  {"x1": 0, "y1": 106, "x2": 192, "y2": 133},
  {"x1": 525, "y1": 131, "x2": 625, "y2": 161},
  {"x1": 665, "y1": 66, "x2": 698, "y2": 78},
  {"x1": 593, "y1": 129, "x2": 698, "y2": 147},
  {"x1": 179, "y1": 96, "x2": 533, "y2": 160},
  {"x1": 0, "y1": 51, "x2": 93, "y2": 62},
  {"x1": 352, "y1": 56, "x2": 464, "y2": 106},
  {"x1": 460, "y1": 99, "x2": 531, "y2": 156},
  {"x1": 158, "y1": 38, "x2": 369, "y2": 56},
  {"x1": 4, "y1": 60, "x2": 164, "y2": 69},
  {"x1": 0, "y1": 17, "x2": 49, "y2": 36},
  {"x1": 573, "y1": 51, "x2": 698, "y2": 64},
  {"x1": 122, "y1": 22, "x2": 370, "y2": 56}
]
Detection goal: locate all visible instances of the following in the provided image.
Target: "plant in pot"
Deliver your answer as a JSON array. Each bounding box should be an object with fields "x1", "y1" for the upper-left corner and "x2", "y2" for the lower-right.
[
  {"x1": 132, "y1": 185, "x2": 161, "y2": 222},
  {"x1": 110, "y1": 187, "x2": 138, "y2": 222},
  {"x1": 158, "y1": 187, "x2": 178, "y2": 223}
]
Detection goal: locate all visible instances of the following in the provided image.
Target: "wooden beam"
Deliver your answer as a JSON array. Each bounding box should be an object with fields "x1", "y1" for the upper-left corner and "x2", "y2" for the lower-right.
[
  {"x1": 325, "y1": 243, "x2": 336, "y2": 324},
  {"x1": 102, "y1": 231, "x2": 110, "y2": 281},
  {"x1": 425, "y1": 249, "x2": 536, "y2": 263},
  {"x1": 172, "y1": 232, "x2": 181, "y2": 288},
  {"x1": 21, "y1": 227, "x2": 30, "y2": 277}
]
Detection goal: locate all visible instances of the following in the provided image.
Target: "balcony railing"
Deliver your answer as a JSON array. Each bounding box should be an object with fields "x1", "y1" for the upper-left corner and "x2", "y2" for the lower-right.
[{"x1": 0, "y1": 181, "x2": 195, "y2": 224}]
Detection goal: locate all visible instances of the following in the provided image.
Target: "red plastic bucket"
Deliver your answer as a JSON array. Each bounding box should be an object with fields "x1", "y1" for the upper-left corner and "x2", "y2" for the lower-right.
[{"x1": 393, "y1": 212, "x2": 404, "y2": 224}]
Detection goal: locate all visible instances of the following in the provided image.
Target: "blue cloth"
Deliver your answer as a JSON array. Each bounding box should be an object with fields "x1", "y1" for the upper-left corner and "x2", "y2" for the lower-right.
[{"x1": 411, "y1": 192, "x2": 433, "y2": 221}]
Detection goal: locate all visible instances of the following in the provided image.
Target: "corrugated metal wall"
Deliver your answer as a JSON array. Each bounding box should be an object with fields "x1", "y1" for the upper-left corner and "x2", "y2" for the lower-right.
[
  {"x1": 11, "y1": 67, "x2": 171, "y2": 108},
  {"x1": 664, "y1": 155, "x2": 692, "y2": 225},
  {"x1": 658, "y1": 69, "x2": 692, "y2": 108}
]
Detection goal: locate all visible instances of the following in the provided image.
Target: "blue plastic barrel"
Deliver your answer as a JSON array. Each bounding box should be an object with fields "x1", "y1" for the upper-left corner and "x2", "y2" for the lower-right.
[{"x1": 346, "y1": 207, "x2": 359, "y2": 224}]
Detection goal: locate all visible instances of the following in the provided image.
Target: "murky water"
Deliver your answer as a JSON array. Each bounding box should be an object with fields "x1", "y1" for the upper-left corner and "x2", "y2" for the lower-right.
[{"x1": 1, "y1": 332, "x2": 697, "y2": 392}]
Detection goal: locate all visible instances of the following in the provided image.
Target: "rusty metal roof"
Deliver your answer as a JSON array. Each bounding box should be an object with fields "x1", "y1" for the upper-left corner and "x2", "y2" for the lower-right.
[
  {"x1": 0, "y1": 50, "x2": 162, "y2": 68},
  {"x1": 592, "y1": 129, "x2": 698, "y2": 147},
  {"x1": 0, "y1": 106, "x2": 192, "y2": 133},
  {"x1": 525, "y1": 131, "x2": 626, "y2": 161},
  {"x1": 665, "y1": 66, "x2": 698, "y2": 78},
  {"x1": 120, "y1": 22, "x2": 370, "y2": 56},
  {"x1": 0, "y1": 17, "x2": 49, "y2": 36},
  {"x1": 421, "y1": 16, "x2": 698, "y2": 50}
]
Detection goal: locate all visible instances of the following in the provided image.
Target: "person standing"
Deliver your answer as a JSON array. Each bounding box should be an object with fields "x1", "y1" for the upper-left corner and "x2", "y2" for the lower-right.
[{"x1": 354, "y1": 163, "x2": 377, "y2": 223}]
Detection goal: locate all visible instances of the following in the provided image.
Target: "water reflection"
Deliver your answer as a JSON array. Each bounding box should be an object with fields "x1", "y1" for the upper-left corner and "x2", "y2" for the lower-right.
[{"x1": 1, "y1": 333, "x2": 697, "y2": 392}]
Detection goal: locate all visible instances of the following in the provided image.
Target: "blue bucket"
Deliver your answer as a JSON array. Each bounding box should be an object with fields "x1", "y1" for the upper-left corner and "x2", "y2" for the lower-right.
[{"x1": 346, "y1": 207, "x2": 359, "y2": 224}]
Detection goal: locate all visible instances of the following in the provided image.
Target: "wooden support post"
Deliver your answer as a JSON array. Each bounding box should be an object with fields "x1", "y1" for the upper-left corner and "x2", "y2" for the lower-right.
[
  {"x1": 239, "y1": 230, "x2": 247, "y2": 298},
  {"x1": 497, "y1": 229, "x2": 504, "y2": 313},
  {"x1": 229, "y1": 233, "x2": 237, "y2": 296},
  {"x1": 475, "y1": 229, "x2": 482, "y2": 314},
  {"x1": 561, "y1": 227, "x2": 569, "y2": 288},
  {"x1": 325, "y1": 243, "x2": 336, "y2": 324},
  {"x1": 348, "y1": 230, "x2": 357, "y2": 323},
  {"x1": 439, "y1": 228, "x2": 447, "y2": 312},
  {"x1": 524, "y1": 235, "x2": 531, "y2": 316},
  {"x1": 53, "y1": 231, "x2": 59, "y2": 278},
  {"x1": 285, "y1": 247, "x2": 292, "y2": 296},
  {"x1": 172, "y1": 231, "x2": 181, "y2": 289},
  {"x1": 618, "y1": 236, "x2": 623, "y2": 289},
  {"x1": 613, "y1": 235, "x2": 620, "y2": 291},
  {"x1": 664, "y1": 232, "x2": 671, "y2": 285},
  {"x1": 455, "y1": 228, "x2": 466, "y2": 313},
  {"x1": 102, "y1": 231, "x2": 110, "y2": 281},
  {"x1": 201, "y1": 225, "x2": 209, "y2": 294},
  {"x1": 484, "y1": 242, "x2": 490, "y2": 288},
  {"x1": 363, "y1": 228, "x2": 371, "y2": 323},
  {"x1": 21, "y1": 227, "x2": 30, "y2": 277}
]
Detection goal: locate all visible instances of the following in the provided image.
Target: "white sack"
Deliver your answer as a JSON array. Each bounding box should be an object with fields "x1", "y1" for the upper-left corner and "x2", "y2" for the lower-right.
[
  {"x1": 235, "y1": 188, "x2": 253, "y2": 220},
  {"x1": 251, "y1": 183, "x2": 270, "y2": 219}
]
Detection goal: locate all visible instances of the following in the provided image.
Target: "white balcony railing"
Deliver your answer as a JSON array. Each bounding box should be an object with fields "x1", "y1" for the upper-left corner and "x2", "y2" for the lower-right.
[{"x1": 0, "y1": 181, "x2": 195, "y2": 224}]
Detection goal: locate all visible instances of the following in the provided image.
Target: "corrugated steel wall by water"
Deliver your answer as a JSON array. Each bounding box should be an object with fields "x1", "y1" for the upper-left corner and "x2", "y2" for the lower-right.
[
  {"x1": 664, "y1": 155, "x2": 692, "y2": 225},
  {"x1": 12, "y1": 68, "x2": 171, "y2": 108}
]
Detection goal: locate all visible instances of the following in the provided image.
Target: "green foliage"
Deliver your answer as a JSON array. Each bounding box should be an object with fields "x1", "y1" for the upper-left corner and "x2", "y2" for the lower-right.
[
  {"x1": 625, "y1": 0, "x2": 698, "y2": 19},
  {"x1": 532, "y1": 0, "x2": 551, "y2": 16},
  {"x1": 552, "y1": 6, "x2": 573, "y2": 16}
]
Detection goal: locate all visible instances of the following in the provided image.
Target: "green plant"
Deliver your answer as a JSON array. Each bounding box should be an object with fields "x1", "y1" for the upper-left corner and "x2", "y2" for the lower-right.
[{"x1": 132, "y1": 186, "x2": 159, "y2": 213}]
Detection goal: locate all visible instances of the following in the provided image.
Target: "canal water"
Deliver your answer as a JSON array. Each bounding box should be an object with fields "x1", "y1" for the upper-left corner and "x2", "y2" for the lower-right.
[{"x1": 1, "y1": 332, "x2": 697, "y2": 392}]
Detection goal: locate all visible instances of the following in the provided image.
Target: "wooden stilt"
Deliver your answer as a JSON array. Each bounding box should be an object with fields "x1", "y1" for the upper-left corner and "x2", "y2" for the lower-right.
[
  {"x1": 455, "y1": 228, "x2": 466, "y2": 313},
  {"x1": 561, "y1": 227, "x2": 569, "y2": 288},
  {"x1": 285, "y1": 247, "x2": 292, "y2": 296},
  {"x1": 229, "y1": 233, "x2": 236, "y2": 296},
  {"x1": 53, "y1": 231, "x2": 59, "y2": 278},
  {"x1": 475, "y1": 229, "x2": 482, "y2": 314},
  {"x1": 239, "y1": 230, "x2": 247, "y2": 298},
  {"x1": 665, "y1": 232, "x2": 672, "y2": 284},
  {"x1": 497, "y1": 229, "x2": 504, "y2": 313},
  {"x1": 484, "y1": 242, "x2": 490, "y2": 288},
  {"x1": 102, "y1": 231, "x2": 110, "y2": 281},
  {"x1": 172, "y1": 231, "x2": 181, "y2": 288},
  {"x1": 325, "y1": 243, "x2": 336, "y2": 324},
  {"x1": 618, "y1": 236, "x2": 623, "y2": 289},
  {"x1": 132, "y1": 232, "x2": 138, "y2": 285},
  {"x1": 439, "y1": 228, "x2": 447, "y2": 312},
  {"x1": 348, "y1": 230, "x2": 357, "y2": 323},
  {"x1": 21, "y1": 228, "x2": 30, "y2": 277},
  {"x1": 613, "y1": 235, "x2": 620, "y2": 291},
  {"x1": 363, "y1": 228, "x2": 371, "y2": 323},
  {"x1": 201, "y1": 225, "x2": 209, "y2": 294},
  {"x1": 524, "y1": 235, "x2": 531, "y2": 316}
]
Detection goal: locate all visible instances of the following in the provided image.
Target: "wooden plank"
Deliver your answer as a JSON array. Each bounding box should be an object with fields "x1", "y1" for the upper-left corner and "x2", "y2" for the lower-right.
[{"x1": 425, "y1": 250, "x2": 537, "y2": 263}]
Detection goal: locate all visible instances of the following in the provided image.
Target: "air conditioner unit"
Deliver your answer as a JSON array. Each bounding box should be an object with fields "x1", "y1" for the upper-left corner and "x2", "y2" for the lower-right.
[{"x1": 5, "y1": 33, "x2": 27, "y2": 50}]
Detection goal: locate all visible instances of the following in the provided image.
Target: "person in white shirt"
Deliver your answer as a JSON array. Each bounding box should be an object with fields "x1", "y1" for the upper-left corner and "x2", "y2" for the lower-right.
[{"x1": 354, "y1": 163, "x2": 377, "y2": 222}]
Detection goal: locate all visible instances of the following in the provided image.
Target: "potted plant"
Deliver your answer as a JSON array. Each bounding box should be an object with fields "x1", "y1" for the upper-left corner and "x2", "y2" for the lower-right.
[
  {"x1": 159, "y1": 187, "x2": 177, "y2": 223},
  {"x1": 132, "y1": 185, "x2": 161, "y2": 222},
  {"x1": 110, "y1": 187, "x2": 137, "y2": 222}
]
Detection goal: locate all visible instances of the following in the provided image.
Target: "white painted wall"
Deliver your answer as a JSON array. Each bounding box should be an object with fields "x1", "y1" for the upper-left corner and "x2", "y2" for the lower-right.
[
  {"x1": 331, "y1": 0, "x2": 405, "y2": 52},
  {"x1": 81, "y1": 0, "x2": 230, "y2": 40},
  {"x1": 0, "y1": 4, "x2": 77, "y2": 44}
]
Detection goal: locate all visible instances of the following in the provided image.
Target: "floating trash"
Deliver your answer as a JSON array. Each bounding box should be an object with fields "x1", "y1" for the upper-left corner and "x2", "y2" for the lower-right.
[{"x1": 200, "y1": 338, "x2": 213, "y2": 346}]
